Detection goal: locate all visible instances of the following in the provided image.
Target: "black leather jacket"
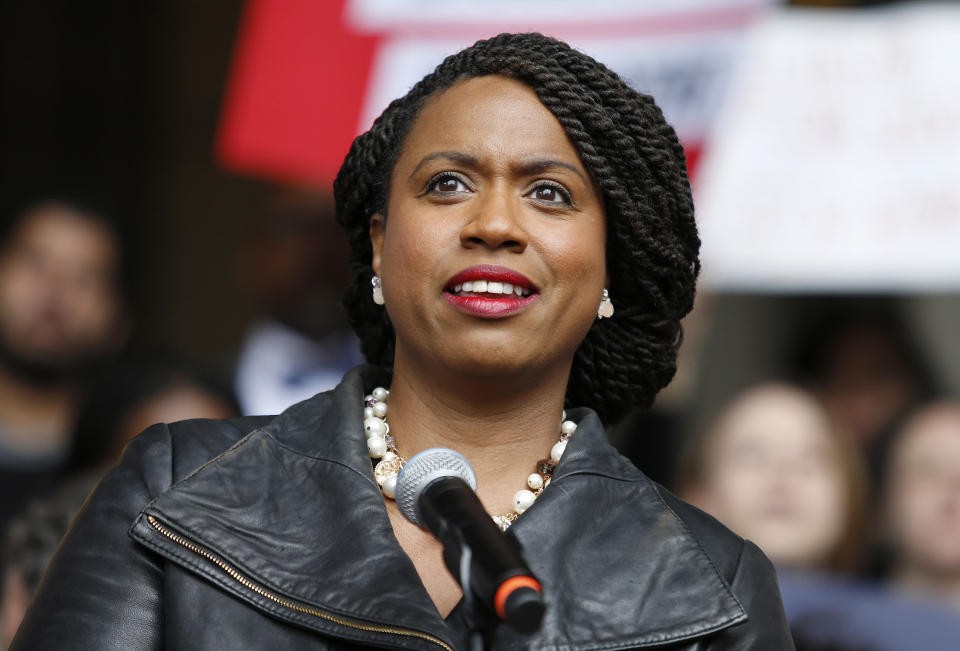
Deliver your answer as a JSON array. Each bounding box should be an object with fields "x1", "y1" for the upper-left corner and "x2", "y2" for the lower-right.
[{"x1": 14, "y1": 366, "x2": 794, "y2": 650}]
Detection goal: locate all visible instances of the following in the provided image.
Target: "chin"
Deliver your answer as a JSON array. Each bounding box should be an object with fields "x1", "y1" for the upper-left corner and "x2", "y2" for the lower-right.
[
  {"x1": 445, "y1": 351, "x2": 540, "y2": 379},
  {"x1": 922, "y1": 545, "x2": 960, "y2": 571}
]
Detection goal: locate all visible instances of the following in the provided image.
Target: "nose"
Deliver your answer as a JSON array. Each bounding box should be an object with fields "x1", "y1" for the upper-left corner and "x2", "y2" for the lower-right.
[
  {"x1": 459, "y1": 185, "x2": 528, "y2": 253},
  {"x1": 766, "y1": 455, "x2": 805, "y2": 490}
]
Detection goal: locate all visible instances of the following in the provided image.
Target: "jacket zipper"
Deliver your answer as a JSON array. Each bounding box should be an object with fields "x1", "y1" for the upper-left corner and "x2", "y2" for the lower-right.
[{"x1": 147, "y1": 515, "x2": 453, "y2": 651}]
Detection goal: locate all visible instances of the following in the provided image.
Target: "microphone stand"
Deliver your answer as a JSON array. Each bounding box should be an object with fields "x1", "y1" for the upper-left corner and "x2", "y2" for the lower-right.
[{"x1": 456, "y1": 542, "x2": 487, "y2": 651}]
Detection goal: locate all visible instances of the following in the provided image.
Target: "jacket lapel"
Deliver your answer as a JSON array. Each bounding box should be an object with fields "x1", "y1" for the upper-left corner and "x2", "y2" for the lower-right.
[
  {"x1": 131, "y1": 366, "x2": 457, "y2": 649},
  {"x1": 499, "y1": 410, "x2": 747, "y2": 649}
]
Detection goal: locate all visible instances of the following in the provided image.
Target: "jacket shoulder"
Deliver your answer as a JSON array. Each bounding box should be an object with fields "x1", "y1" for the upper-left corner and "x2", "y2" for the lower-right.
[
  {"x1": 162, "y1": 414, "x2": 275, "y2": 484},
  {"x1": 649, "y1": 482, "x2": 795, "y2": 649},
  {"x1": 649, "y1": 480, "x2": 746, "y2": 584},
  {"x1": 11, "y1": 414, "x2": 276, "y2": 650}
]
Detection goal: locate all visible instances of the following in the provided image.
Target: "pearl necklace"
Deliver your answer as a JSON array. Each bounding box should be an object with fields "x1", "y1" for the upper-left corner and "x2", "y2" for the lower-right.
[{"x1": 363, "y1": 387, "x2": 577, "y2": 531}]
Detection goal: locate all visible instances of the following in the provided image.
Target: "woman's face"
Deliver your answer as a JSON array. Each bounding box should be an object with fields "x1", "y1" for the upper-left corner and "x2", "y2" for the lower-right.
[
  {"x1": 371, "y1": 75, "x2": 607, "y2": 380},
  {"x1": 689, "y1": 386, "x2": 848, "y2": 570},
  {"x1": 885, "y1": 405, "x2": 960, "y2": 576}
]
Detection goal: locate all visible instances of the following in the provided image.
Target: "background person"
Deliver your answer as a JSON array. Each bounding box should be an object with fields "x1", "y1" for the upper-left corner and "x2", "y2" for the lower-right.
[
  {"x1": 680, "y1": 382, "x2": 868, "y2": 574},
  {"x1": 67, "y1": 356, "x2": 238, "y2": 473},
  {"x1": 0, "y1": 197, "x2": 126, "y2": 536},
  {"x1": 233, "y1": 188, "x2": 361, "y2": 416},
  {"x1": 0, "y1": 473, "x2": 100, "y2": 649},
  {"x1": 680, "y1": 383, "x2": 960, "y2": 651},
  {"x1": 790, "y1": 304, "x2": 935, "y2": 453},
  {"x1": 879, "y1": 401, "x2": 960, "y2": 610},
  {"x1": 0, "y1": 357, "x2": 236, "y2": 645}
]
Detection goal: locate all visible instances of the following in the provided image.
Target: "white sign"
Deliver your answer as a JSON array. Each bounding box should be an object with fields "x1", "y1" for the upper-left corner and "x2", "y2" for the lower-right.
[
  {"x1": 348, "y1": 0, "x2": 772, "y2": 144},
  {"x1": 695, "y1": 4, "x2": 960, "y2": 291}
]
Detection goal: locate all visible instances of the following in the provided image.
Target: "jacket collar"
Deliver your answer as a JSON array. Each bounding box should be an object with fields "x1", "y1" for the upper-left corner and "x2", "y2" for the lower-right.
[{"x1": 133, "y1": 365, "x2": 745, "y2": 649}]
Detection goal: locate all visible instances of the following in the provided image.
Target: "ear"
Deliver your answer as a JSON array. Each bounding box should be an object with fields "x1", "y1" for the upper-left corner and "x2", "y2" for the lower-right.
[{"x1": 370, "y1": 213, "x2": 385, "y2": 276}]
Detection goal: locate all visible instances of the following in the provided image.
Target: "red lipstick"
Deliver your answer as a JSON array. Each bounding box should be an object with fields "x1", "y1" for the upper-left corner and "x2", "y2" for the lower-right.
[{"x1": 443, "y1": 265, "x2": 539, "y2": 319}]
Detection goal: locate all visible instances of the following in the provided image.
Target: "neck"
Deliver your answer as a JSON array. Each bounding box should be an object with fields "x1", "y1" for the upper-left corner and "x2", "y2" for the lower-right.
[
  {"x1": 893, "y1": 563, "x2": 960, "y2": 610},
  {"x1": 385, "y1": 349, "x2": 572, "y2": 515},
  {"x1": 0, "y1": 364, "x2": 75, "y2": 457}
]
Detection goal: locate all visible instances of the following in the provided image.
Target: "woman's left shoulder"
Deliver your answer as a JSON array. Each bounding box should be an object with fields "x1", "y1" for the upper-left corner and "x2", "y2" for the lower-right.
[
  {"x1": 647, "y1": 480, "x2": 753, "y2": 583},
  {"x1": 647, "y1": 481, "x2": 796, "y2": 649}
]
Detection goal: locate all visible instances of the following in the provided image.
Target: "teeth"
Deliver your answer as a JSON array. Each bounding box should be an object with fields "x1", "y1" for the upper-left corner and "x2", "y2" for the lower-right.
[{"x1": 450, "y1": 279, "x2": 532, "y2": 296}]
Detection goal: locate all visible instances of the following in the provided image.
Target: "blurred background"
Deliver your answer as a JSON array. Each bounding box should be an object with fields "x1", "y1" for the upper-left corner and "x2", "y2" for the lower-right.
[{"x1": 2, "y1": 0, "x2": 960, "y2": 648}]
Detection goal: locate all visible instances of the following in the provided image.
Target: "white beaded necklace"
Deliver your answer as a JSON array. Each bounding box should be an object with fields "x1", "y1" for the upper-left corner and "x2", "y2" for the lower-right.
[{"x1": 363, "y1": 387, "x2": 576, "y2": 531}]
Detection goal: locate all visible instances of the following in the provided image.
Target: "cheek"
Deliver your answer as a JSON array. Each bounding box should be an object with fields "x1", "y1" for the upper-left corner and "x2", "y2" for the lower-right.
[
  {"x1": 74, "y1": 291, "x2": 117, "y2": 335},
  {"x1": 561, "y1": 243, "x2": 604, "y2": 282},
  {"x1": 0, "y1": 269, "x2": 43, "y2": 324},
  {"x1": 802, "y1": 476, "x2": 847, "y2": 534},
  {"x1": 2, "y1": 266, "x2": 36, "y2": 300},
  {"x1": 380, "y1": 222, "x2": 435, "y2": 289},
  {"x1": 708, "y1": 467, "x2": 765, "y2": 520},
  {"x1": 377, "y1": 209, "x2": 461, "y2": 316},
  {"x1": 895, "y1": 479, "x2": 946, "y2": 532},
  {"x1": 543, "y1": 223, "x2": 606, "y2": 296}
]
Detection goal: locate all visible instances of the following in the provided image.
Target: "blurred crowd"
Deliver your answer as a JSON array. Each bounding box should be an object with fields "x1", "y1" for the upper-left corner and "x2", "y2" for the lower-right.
[
  {"x1": 615, "y1": 305, "x2": 960, "y2": 649},
  {"x1": 0, "y1": 192, "x2": 361, "y2": 647},
  {"x1": 1, "y1": 190, "x2": 959, "y2": 650}
]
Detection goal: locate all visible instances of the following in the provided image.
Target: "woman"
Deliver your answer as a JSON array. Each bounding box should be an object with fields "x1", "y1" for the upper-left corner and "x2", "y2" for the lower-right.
[
  {"x1": 13, "y1": 33, "x2": 792, "y2": 649},
  {"x1": 679, "y1": 383, "x2": 869, "y2": 576}
]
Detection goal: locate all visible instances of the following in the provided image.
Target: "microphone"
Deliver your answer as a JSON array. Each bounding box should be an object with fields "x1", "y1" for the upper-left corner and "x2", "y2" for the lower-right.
[{"x1": 395, "y1": 448, "x2": 545, "y2": 634}]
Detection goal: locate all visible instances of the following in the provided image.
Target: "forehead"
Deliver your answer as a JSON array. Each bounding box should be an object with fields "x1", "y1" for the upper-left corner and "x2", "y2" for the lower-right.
[
  {"x1": 8, "y1": 206, "x2": 117, "y2": 267},
  {"x1": 396, "y1": 75, "x2": 581, "y2": 167},
  {"x1": 714, "y1": 389, "x2": 832, "y2": 452},
  {"x1": 895, "y1": 408, "x2": 960, "y2": 465}
]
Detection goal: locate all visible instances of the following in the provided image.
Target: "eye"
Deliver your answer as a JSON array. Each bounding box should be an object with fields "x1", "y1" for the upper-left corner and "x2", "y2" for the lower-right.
[
  {"x1": 526, "y1": 181, "x2": 573, "y2": 207},
  {"x1": 425, "y1": 172, "x2": 471, "y2": 195}
]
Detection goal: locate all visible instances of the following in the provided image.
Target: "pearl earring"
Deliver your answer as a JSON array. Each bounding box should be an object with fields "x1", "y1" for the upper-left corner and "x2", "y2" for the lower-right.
[
  {"x1": 371, "y1": 275, "x2": 385, "y2": 305},
  {"x1": 597, "y1": 288, "x2": 614, "y2": 319}
]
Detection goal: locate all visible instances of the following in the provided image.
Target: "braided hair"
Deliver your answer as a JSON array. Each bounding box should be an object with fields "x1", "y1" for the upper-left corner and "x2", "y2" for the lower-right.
[{"x1": 334, "y1": 32, "x2": 700, "y2": 425}]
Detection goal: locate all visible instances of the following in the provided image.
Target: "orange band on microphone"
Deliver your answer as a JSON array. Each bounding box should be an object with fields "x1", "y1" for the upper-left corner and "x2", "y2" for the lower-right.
[{"x1": 494, "y1": 576, "x2": 542, "y2": 620}]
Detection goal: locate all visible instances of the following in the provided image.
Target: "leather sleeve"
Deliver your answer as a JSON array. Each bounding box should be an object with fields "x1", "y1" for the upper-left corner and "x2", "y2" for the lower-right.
[
  {"x1": 11, "y1": 423, "x2": 173, "y2": 650},
  {"x1": 706, "y1": 540, "x2": 796, "y2": 651}
]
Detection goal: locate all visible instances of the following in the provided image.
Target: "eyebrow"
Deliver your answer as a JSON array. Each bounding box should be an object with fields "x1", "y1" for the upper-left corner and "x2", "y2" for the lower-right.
[
  {"x1": 513, "y1": 158, "x2": 587, "y2": 184},
  {"x1": 408, "y1": 152, "x2": 588, "y2": 184},
  {"x1": 408, "y1": 151, "x2": 478, "y2": 181}
]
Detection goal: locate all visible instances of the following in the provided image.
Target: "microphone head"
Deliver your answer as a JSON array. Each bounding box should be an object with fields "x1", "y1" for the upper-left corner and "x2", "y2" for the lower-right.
[{"x1": 396, "y1": 448, "x2": 477, "y2": 528}]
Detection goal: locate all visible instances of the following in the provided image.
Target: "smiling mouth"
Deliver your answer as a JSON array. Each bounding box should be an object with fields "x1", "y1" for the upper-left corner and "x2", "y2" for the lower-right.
[
  {"x1": 447, "y1": 280, "x2": 533, "y2": 298},
  {"x1": 444, "y1": 265, "x2": 538, "y2": 298},
  {"x1": 442, "y1": 265, "x2": 539, "y2": 317}
]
